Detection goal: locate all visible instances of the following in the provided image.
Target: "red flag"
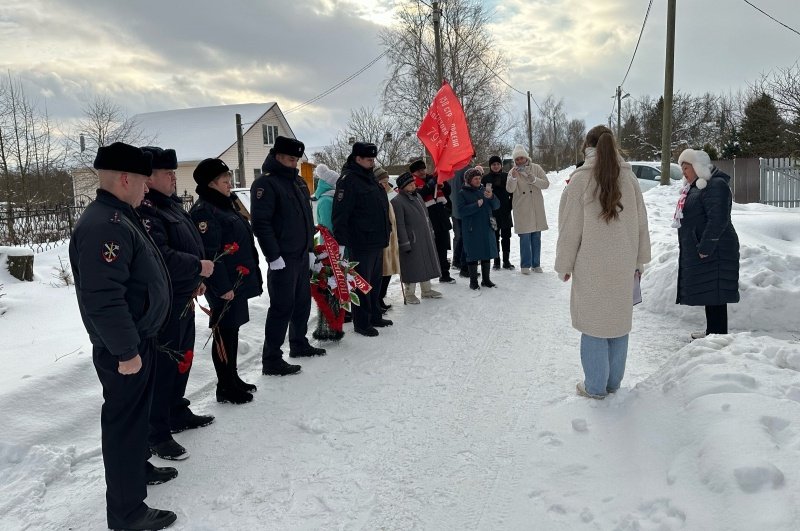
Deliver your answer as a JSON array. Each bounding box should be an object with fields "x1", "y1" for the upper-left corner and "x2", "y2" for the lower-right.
[{"x1": 416, "y1": 81, "x2": 474, "y2": 182}]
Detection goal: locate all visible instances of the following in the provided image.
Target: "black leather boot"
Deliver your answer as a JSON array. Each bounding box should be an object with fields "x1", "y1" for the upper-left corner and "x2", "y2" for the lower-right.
[
  {"x1": 481, "y1": 260, "x2": 496, "y2": 288},
  {"x1": 468, "y1": 263, "x2": 480, "y2": 290}
]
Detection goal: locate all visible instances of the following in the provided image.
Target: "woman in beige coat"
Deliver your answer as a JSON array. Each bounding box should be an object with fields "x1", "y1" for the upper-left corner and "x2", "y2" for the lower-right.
[
  {"x1": 506, "y1": 144, "x2": 549, "y2": 273},
  {"x1": 376, "y1": 167, "x2": 400, "y2": 311},
  {"x1": 555, "y1": 125, "x2": 651, "y2": 399}
]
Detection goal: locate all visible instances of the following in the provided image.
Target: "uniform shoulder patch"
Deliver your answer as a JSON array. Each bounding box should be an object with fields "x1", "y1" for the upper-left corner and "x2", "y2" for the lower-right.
[
  {"x1": 256, "y1": 187, "x2": 264, "y2": 200},
  {"x1": 336, "y1": 189, "x2": 345, "y2": 202},
  {"x1": 109, "y1": 211, "x2": 121, "y2": 224},
  {"x1": 197, "y1": 221, "x2": 208, "y2": 234},
  {"x1": 102, "y1": 241, "x2": 120, "y2": 263}
]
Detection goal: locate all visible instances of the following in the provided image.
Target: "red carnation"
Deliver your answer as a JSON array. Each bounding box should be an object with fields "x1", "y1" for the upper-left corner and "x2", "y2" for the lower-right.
[
  {"x1": 223, "y1": 242, "x2": 240, "y2": 255},
  {"x1": 177, "y1": 350, "x2": 194, "y2": 374},
  {"x1": 236, "y1": 265, "x2": 250, "y2": 276}
]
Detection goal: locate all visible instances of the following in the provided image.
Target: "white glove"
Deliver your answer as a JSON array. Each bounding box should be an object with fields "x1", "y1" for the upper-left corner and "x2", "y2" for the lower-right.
[
  {"x1": 309, "y1": 252, "x2": 316, "y2": 269},
  {"x1": 269, "y1": 256, "x2": 286, "y2": 270}
]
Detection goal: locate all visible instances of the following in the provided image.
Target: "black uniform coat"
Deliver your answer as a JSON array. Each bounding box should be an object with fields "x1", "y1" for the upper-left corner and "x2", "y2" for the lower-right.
[
  {"x1": 137, "y1": 189, "x2": 204, "y2": 301},
  {"x1": 332, "y1": 157, "x2": 390, "y2": 251},
  {"x1": 676, "y1": 169, "x2": 740, "y2": 306},
  {"x1": 482, "y1": 170, "x2": 513, "y2": 230},
  {"x1": 70, "y1": 189, "x2": 171, "y2": 361},
  {"x1": 190, "y1": 188, "x2": 263, "y2": 328},
  {"x1": 250, "y1": 153, "x2": 315, "y2": 262}
]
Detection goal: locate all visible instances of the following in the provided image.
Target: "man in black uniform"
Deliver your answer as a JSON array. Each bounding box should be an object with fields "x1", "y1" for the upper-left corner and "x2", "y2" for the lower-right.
[
  {"x1": 69, "y1": 142, "x2": 177, "y2": 530},
  {"x1": 137, "y1": 146, "x2": 215, "y2": 462},
  {"x1": 251, "y1": 136, "x2": 324, "y2": 376},
  {"x1": 332, "y1": 142, "x2": 391, "y2": 337}
]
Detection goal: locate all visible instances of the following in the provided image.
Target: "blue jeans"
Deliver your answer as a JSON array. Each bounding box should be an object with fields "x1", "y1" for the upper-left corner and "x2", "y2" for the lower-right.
[
  {"x1": 518, "y1": 231, "x2": 541, "y2": 268},
  {"x1": 580, "y1": 334, "x2": 629, "y2": 396}
]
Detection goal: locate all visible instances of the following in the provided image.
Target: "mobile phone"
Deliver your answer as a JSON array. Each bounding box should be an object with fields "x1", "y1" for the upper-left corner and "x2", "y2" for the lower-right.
[{"x1": 485, "y1": 183, "x2": 492, "y2": 192}]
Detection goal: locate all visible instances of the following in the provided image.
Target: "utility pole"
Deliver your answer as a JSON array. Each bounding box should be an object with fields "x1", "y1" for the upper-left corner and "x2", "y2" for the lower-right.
[
  {"x1": 235, "y1": 113, "x2": 246, "y2": 188},
  {"x1": 616, "y1": 86, "x2": 623, "y2": 139},
  {"x1": 432, "y1": 1, "x2": 444, "y2": 85},
  {"x1": 660, "y1": 0, "x2": 677, "y2": 186},
  {"x1": 527, "y1": 91, "x2": 534, "y2": 160},
  {"x1": 552, "y1": 115, "x2": 558, "y2": 170}
]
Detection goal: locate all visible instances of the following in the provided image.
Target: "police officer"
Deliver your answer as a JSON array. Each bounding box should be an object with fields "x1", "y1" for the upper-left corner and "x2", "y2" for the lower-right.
[
  {"x1": 190, "y1": 159, "x2": 264, "y2": 403},
  {"x1": 137, "y1": 146, "x2": 215, "y2": 462},
  {"x1": 69, "y1": 142, "x2": 177, "y2": 530},
  {"x1": 251, "y1": 136, "x2": 324, "y2": 376},
  {"x1": 332, "y1": 142, "x2": 392, "y2": 337}
]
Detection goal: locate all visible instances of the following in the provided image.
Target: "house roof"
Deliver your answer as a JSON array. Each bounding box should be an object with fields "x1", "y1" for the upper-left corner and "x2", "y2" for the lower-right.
[{"x1": 132, "y1": 103, "x2": 278, "y2": 162}]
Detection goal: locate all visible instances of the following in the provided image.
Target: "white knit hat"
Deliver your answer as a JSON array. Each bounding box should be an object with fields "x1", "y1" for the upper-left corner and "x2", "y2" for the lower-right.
[
  {"x1": 677, "y1": 149, "x2": 712, "y2": 189},
  {"x1": 511, "y1": 144, "x2": 529, "y2": 161},
  {"x1": 314, "y1": 163, "x2": 340, "y2": 188}
]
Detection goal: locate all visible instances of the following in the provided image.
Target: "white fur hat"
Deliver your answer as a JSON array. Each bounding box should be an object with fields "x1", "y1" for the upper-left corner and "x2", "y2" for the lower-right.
[
  {"x1": 511, "y1": 144, "x2": 529, "y2": 161},
  {"x1": 314, "y1": 163, "x2": 340, "y2": 187},
  {"x1": 677, "y1": 149, "x2": 712, "y2": 189}
]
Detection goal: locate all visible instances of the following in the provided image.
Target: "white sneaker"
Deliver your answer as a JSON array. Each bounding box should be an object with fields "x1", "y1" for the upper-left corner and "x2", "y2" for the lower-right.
[
  {"x1": 576, "y1": 382, "x2": 605, "y2": 400},
  {"x1": 532, "y1": 267, "x2": 543, "y2": 273},
  {"x1": 690, "y1": 331, "x2": 706, "y2": 340},
  {"x1": 520, "y1": 268, "x2": 531, "y2": 275}
]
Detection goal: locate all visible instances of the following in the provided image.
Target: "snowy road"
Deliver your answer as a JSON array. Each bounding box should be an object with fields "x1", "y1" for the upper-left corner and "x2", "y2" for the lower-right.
[{"x1": 2, "y1": 169, "x2": 799, "y2": 530}]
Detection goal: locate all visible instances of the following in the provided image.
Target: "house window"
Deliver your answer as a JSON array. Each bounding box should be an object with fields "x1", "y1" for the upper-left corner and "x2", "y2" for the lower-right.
[
  {"x1": 232, "y1": 169, "x2": 242, "y2": 188},
  {"x1": 253, "y1": 168, "x2": 261, "y2": 179},
  {"x1": 262, "y1": 124, "x2": 279, "y2": 145}
]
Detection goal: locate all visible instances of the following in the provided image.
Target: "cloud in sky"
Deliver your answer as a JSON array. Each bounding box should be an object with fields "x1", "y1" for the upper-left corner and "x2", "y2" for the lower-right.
[{"x1": 1, "y1": 0, "x2": 799, "y2": 149}]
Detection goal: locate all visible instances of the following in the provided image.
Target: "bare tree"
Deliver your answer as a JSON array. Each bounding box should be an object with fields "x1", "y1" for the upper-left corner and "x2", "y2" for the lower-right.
[
  {"x1": 67, "y1": 95, "x2": 150, "y2": 197},
  {"x1": 312, "y1": 107, "x2": 419, "y2": 172},
  {"x1": 381, "y1": 0, "x2": 510, "y2": 162}
]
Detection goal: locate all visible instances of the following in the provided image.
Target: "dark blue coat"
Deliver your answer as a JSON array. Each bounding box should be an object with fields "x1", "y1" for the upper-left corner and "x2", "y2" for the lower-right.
[
  {"x1": 137, "y1": 189, "x2": 204, "y2": 302},
  {"x1": 70, "y1": 189, "x2": 171, "y2": 360},
  {"x1": 332, "y1": 157, "x2": 390, "y2": 251},
  {"x1": 250, "y1": 153, "x2": 315, "y2": 262},
  {"x1": 190, "y1": 188, "x2": 263, "y2": 328},
  {"x1": 456, "y1": 184, "x2": 500, "y2": 262},
  {"x1": 676, "y1": 169, "x2": 740, "y2": 306}
]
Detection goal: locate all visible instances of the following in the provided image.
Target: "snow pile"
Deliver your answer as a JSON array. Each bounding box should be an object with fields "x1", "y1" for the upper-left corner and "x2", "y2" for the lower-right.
[
  {"x1": 639, "y1": 183, "x2": 800, "y2": 335},
  {"x1": 0, "y1": 166, "x2": 799, "y2": 530}
]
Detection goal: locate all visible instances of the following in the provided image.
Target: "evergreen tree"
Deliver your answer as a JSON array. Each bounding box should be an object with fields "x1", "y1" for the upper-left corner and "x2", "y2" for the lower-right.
[
  {"x1": 740, "y1": 93, "x2": 788, "y2": 157},
  {"x1": 720, "y1": 126, "x2": 742, "y2": 159}
]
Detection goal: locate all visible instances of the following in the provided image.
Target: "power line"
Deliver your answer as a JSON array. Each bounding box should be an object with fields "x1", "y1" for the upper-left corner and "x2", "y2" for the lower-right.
[
  {"x1": 742, "y1": 0, "x2": 800, "y2": 37},
  {"x1": 620, "y1": 0, "x2": 655, "y2": 87},
  {"x1": 284, "y1": 50, "x2": 390, "y2": 115}
]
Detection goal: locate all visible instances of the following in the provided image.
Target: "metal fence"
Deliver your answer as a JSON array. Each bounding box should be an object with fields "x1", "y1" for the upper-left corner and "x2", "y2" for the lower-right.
[
  {"x1": 0, "y1": 195, "x2": 92, "y2": 253},
  {"x1": 760, "y1": 157, "x2": 800, "y2": 208}
]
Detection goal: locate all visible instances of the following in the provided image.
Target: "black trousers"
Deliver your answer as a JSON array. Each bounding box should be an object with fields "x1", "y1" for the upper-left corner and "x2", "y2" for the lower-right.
[
  {"x1": 149, "y1": 298, "x2": 194, "y2": 445},
  {"x1": 263, "y1": 255, "x2": 312, "y2": 365},
  {"x1": 452, "y1": 218, "x2": 464, "y2": 267},
  {"x1": 380, "y1": 275, "x2": 392, "y2": 301},
  {"x1": 351, "y1": 247, "x2": 383, "y2": 329},
  {"x1": 433, "y1": 227, "x2": 450, "y2": 275},
  {"x1": 705, "y1": 304, "x2": 728, "y2": 334},
  {"x1": 212, "y1": 325, "x2": 241, "y2": 387},
  {"x1": 93, "y1": 339, "x2": 155, "y2": 528},
  {"x1": 494, "y1": 225, "x2": 512, "y2": 259}
]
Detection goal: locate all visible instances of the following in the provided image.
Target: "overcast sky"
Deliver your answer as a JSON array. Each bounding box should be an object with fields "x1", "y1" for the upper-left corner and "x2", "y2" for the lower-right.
[{"x1": 2, "y1": 0, "x2": 799, "y2": 150}]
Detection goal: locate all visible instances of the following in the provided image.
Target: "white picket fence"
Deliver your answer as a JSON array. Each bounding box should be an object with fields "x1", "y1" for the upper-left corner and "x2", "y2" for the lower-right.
[{"x1": 760, "y1": 157, "x2": 800, "y2": 208}]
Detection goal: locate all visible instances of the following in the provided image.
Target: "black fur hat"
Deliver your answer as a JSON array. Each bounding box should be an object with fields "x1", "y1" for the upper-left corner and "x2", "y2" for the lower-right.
[
  {"x1": 409, "y1": 160, "x2": 426, "y2": 173},
  {"x1": 351, "y1": 142, "x2": 378, "y2": 158},
  {"x1": 94, "y1": 142, "x2": 152, "y2": 176},
  {"x1": 193, "y1": 158, "x2": 230, "y2": 187},
  {"x1": 140, "y1": 146, "x2": 178, "y2": 170},
  {"x1": 489, "y1": 155, "x2": 502, "y2": 166},
  {"x1": 396, "y1": 172, "x2": 414, "y2": 189},
  {"x1": 273, "y1": 136, "x2": 305, "y2": 157}
]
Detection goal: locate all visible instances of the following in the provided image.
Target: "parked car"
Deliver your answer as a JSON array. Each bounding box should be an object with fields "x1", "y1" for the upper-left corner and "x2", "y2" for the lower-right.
[{"x1": 629, "y1": 161, "x2": 683, "y2": 191}]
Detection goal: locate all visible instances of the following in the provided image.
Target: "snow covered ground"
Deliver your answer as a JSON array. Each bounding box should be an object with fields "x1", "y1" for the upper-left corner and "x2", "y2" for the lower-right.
[{"x1": 1, "y1": 168, "x2": 799, "y2": 530}]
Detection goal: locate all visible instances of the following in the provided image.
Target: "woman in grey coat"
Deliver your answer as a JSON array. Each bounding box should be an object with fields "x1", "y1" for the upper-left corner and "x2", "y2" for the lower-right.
[{"x1": 391, "y1": 173, "x2": 443, "y2": 304}]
